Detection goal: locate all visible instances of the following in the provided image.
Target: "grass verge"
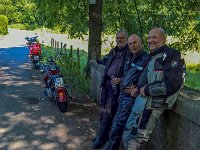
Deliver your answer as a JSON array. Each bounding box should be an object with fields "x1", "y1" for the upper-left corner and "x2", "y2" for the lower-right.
[
  {"x1": 185, "y1": 70, "x2": 200, "y2": 90},
  {"x1": 42, "y1": 46, "x2": 90, "y2": 97}
]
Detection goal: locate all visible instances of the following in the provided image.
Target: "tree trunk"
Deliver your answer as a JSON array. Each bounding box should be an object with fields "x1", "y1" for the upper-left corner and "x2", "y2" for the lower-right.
[
  {"x1": 86, "y1": 0, "x2": 103, "y2": 78},
  {"x1": 88, "y1": 0, "x2": 103, "y2": 61}
]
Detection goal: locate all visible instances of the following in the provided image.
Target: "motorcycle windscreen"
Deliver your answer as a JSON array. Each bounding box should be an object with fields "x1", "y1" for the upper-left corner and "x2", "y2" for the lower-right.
[{"x1": 33, "y1": 55, "x2": 39, "y2": 61}]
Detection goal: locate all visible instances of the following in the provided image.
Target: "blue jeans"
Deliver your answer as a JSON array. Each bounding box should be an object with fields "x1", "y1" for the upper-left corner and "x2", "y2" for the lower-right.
[
  {"x1": 122, "y1": 95, "x2": 147, "y2": 149},
  {"x1": 103, "y1": 92, "x2": 135, "y2": 150},
  {"x1": 125, "y1": 95, "x2": 147, "y2": 130}
]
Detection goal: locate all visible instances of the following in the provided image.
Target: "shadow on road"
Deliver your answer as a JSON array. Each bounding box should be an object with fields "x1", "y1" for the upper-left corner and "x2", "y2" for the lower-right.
[{"x1": 0, "y1": 46, "x2": 99, "y2": 150}]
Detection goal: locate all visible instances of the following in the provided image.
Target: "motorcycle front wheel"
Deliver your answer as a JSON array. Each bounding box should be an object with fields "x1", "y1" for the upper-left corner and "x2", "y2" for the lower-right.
[
  {"x1": 34, "y1": 63, "x2": 39, "y2": 69},
  {"x1": 58, "y1": 101, "x2": 68, "y2": 113}
]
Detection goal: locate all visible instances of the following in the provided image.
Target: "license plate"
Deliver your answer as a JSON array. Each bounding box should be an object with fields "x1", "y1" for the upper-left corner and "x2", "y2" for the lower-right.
[{"x1": 33, "y1": 55, "x2": 39, "y2": 60}]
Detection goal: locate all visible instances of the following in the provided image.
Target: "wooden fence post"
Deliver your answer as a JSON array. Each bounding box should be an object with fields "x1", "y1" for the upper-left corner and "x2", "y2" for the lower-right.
[
  {"x1": 57, "y1": 41, "x2": 59, "y2": 51},
  {"x1": 70, "y1": 45, "x2": 73, "y2": 57},
  {"x1": 64, "y1": 44, "x2": 67, "y2": 54},
  {"x1": 77, "y1": 48, "x2": 80, "y2": 65},
  {"x1": 54, "y1": 40, "x2": 57, "y2": 50},
  {"x1": 61, "y1": 42, "x2": 63, "y2": 53},
  {"x1": 52, "y1": 39, "x2": 54, "y2": 48}
]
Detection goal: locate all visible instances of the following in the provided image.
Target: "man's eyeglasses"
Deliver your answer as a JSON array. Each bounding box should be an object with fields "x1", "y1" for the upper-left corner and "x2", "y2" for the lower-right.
[{"x1": 117, "y1": 37, "x2": 125, "y2": 40}]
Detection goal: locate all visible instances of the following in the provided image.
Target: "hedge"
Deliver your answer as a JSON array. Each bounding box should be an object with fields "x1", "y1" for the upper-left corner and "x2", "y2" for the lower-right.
[{"x1": 0, "y1": 15, "x2": 8, "y2": 35}]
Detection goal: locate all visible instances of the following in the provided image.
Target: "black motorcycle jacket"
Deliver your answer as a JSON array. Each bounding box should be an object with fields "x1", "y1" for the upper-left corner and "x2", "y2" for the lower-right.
[
  {"x1": 120, "y1": 50, "x2": 149, "y2": 89},
  {"x1": 98, "y1": 44, "x2": 129, "y2": 87},
  {"x1": 137, "y1": 45, "x2": 184, "y2": 97}
]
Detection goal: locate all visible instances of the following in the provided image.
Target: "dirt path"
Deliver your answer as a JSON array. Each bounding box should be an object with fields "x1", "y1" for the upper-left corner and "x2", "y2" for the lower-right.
[{"x1": 0, "y1": 29, "x2": 100, "y2": 150}]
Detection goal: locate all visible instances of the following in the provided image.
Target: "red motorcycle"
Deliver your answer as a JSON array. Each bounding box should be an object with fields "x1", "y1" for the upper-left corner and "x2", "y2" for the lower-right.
[
  {"x1": 30, "y1": 43, "x2": 42, "y2": 69},
  {"x1": 43, "y1": 64, "x2": 71, "y2": 112},
  {"x1": 25, "y1": 36, "x2": 42, "y2": 69}
]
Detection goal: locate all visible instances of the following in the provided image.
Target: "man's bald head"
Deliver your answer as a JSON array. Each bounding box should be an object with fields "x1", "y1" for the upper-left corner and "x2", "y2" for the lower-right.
[
  {"x1": 150, "y1": 28, "x2": 166, "y2": 40},
  {"x1": 148, "y1": 28, "x2": 166, "y2": 52}
]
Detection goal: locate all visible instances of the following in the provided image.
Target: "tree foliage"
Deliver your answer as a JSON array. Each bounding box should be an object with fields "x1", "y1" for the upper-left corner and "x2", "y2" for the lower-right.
[
  {"x1": 0, "y1": 0, "x2": 37, "y2": 30},
  {"x1": 0, "y1": 0, "x2": 199, "y2": 52},
  {"x1": 34, "y1": 0, "x2": 88, "y2": 38},
  {"x1": 102, "y1": 0, "x2": 200, "y2": 52},
  {"x1": 33, "y1": 0, "x2": 200, "y2": 52},
  {"x1": 0, "y1": 14, "x2": 8, "y2": 35}
]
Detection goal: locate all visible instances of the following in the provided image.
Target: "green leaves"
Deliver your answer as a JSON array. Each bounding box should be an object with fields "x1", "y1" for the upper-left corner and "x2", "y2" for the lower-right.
[
  {"x1": 0, "y1": 14, "x2": 8, "y2": 35},
  {"x1": 1, "y1": 0, "x2": 199, "y2": 53}
]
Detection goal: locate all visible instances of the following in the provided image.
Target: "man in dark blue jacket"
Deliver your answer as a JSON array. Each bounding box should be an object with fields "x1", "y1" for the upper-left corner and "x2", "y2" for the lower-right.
[
  {"x1": 103, "y1": 34, "x2": 149, "y2": 150},
  {"x1": 92, "y1": 30, "x2": 129, "y2": 149}
]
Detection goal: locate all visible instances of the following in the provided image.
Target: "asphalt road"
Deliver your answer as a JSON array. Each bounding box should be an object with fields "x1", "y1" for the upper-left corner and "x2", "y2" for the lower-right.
[{"x1": 0, "y1": 29, "x2": 99, "y2": 150}]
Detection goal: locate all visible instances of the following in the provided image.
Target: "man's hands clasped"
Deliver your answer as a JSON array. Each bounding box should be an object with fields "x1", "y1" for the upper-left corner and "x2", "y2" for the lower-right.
[{"x1": 124, "y1": 85, "x2": 147, "y2": 97}]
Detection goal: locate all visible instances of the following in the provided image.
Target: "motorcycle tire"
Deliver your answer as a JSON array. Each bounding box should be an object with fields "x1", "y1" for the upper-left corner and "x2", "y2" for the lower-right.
[
  {"x1": 33, "y1": 63, "x2": 39, "y2": 69},
  {"x1": 58, "y1": 102, "x2": 67, "y2": 113},
  {"x1": 35, "y1": 65, "x2": 39, "y2": 70}
]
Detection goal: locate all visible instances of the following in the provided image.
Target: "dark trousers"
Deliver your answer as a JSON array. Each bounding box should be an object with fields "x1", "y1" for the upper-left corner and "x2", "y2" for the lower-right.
[
  {"x1": 97, "y1": 83, "x2": 119, "y2": 140},
  {"x1": 103, "y1": 92, "x2": 135, "y2": 150}
]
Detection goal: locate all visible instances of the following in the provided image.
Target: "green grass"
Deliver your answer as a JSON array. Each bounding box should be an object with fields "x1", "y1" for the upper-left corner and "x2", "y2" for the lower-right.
[{"x1": 185, "y1": 64, "x2": 200, "y2": 90}]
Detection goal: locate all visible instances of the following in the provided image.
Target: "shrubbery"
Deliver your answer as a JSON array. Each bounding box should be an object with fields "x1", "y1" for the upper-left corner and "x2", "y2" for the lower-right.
[
  {"x1": 9, "y1": 23, "x2": 36, "y2": 30},
  {"x1": 0, "y1": 15, "x2": 8, "y2": 35},
  {"x1": 187, "y1": 64, "x2": 200, "y2": 71}
]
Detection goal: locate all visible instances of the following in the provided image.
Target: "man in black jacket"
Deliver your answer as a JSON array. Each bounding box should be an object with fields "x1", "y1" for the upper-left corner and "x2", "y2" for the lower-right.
[
  {"x1": 92, "y1": 30, "x2": 129, "y2": 149},
  {"x1": 123, "y1": 28, "x2": 184, "y2": 150},
  {"x1": 103, "y1": 34, "x2": 149, "y2": 150}
]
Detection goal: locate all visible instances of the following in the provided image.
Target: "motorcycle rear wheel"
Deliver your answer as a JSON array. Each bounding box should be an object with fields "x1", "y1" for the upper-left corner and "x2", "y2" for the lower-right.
[
  {"x1": 58, "y1": 102, "x2": 68, "y2": 113},
  {"x1": 33, "y1": 62, "x2": 39, "y2": 69},
  {"x1": 35, "y1": 64, "x2": 39, "y2": 69}
]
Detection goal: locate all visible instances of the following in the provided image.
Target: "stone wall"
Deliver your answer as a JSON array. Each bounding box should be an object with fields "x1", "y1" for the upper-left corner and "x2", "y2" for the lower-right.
[
  {"x1": 89, "y1": 60, "x2": 200, "y2": 150},
  {"x1": 89, "y1": 60, "x2": 105, "y2": 103}
]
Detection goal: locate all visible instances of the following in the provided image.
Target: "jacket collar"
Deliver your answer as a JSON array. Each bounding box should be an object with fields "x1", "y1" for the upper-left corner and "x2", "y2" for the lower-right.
[
  {"x1": 149, "y1": 45, "x2": 167, "y2": 56},
  {"x1": 131, "y1": 49, "x2": 146, "y2": 60},
  {"x1": 114, "y1": 44, "x2": 129, "y2": 52}
]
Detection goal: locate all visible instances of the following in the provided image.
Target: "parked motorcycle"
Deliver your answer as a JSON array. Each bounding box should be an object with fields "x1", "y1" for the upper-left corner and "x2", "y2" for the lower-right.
[
  {"x1": 50, "y1": 74, "x2": 70, "y2": 112},
  {"x1": 25, "y1": 36, "x2": 38, "y2": 48},
  {"x1": 43, "y1": 63, "x2": 71, "y2": 112},
  {"x1": 30, "y1": 43, "x2": 42, "y2": 69},
  {"x1": 25, "y1": 36, "x2": 42, "y2": 69}
]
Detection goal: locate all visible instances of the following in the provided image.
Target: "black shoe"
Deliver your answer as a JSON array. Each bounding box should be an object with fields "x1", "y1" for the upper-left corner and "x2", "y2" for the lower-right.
[
  {"x1": 92, "y1": 136, "x2": 106, "y2": 149},
  {"x1": 103, "y1": 141, "x2": 120, "y2": 150},
  {"x1": 92, "y1": 136, "x2": 97, "y2": 143}
]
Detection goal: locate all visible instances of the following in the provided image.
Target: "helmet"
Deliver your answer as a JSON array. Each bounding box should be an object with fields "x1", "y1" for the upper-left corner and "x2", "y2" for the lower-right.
[{"x1": 47, "y1": 56, "x2": 54, "y2": 64}]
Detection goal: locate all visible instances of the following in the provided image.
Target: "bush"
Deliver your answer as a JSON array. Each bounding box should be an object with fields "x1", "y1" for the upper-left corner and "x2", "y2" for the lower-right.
[
  {"x1": 9, "y1": 24, "x2": 27, "y2": 30},
  {"x1": 187, "y1": 64, "x2": 200, "y2": 71},
  {"x1": 9, "y1": 23, "x2": 36, "y2": 30},
  {"x1": 0, "y1": 15, "x2": 8, "y2": 35}
]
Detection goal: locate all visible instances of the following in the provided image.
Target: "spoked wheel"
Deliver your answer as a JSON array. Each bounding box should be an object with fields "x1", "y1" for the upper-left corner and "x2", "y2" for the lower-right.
[{"x1": 58, "y1": 102, "x2": 68, "y2": 113}]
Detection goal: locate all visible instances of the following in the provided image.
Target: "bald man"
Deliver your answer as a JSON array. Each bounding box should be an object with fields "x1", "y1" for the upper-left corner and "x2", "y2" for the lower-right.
[
  {"x1": 122, "y1": 28, "x2": 184, "y2": 150},
  {"x1": 103, "y1": 34, "x2": 149, "y2": 150}
]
